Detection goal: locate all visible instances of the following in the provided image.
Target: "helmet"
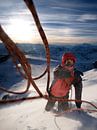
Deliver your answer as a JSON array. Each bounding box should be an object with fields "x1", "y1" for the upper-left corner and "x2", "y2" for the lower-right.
[{"x1": 61, "y1": 52, "x2": 76, "y2": 66}]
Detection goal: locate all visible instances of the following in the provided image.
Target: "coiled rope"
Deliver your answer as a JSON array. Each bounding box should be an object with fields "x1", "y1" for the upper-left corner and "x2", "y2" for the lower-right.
[
  {"x1": 0, "y1": 0, "x2": 50, "y2": 96},
  {"x1": 0, "y1": 0, "x2": 97, "y2": 113}
]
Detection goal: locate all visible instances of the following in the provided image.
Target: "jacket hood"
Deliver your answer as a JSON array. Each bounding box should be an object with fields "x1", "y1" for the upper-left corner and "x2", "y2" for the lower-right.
[{"x1": 61, "y1": 52, "x2": 76, "y2": 66}]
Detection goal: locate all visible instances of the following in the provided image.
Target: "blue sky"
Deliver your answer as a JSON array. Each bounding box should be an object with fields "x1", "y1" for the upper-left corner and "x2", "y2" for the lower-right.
[{"x1": 0, "y1": 0, "x2": 97, "y2": 44}]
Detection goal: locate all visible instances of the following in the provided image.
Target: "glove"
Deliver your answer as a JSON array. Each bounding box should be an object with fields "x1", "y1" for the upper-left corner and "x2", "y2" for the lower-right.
[
  {"x1": 46, "y1": 88, "x2": 51, "y2": 96},
  {"x1": 76, "y1": 102, "x2": 81, "y2": 108}
]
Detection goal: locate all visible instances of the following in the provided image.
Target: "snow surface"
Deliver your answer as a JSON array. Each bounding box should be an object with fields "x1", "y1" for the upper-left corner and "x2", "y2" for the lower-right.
[{"x1": 0, "y1": 44, "x2": 97, "y2": 130}]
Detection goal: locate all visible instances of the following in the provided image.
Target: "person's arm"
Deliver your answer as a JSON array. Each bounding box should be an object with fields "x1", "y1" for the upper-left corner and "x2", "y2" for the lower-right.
[
  {"x1": 73, "y1": 71, "x2": 83, "y2": 108},
  {"x1": 73, "y1": 81, "x2": 82, "y2": 108}
]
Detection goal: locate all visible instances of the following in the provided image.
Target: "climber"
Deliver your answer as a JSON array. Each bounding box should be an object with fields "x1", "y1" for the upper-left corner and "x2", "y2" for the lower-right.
[{"x1": 45, "y1": 52, "x2": 83, "y2": 112}]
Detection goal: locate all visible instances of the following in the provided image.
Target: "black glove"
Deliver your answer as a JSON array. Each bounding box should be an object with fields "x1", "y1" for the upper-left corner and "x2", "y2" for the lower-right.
[{"x1": 76, "y1": 102, "x2": 81, "y2": 108}]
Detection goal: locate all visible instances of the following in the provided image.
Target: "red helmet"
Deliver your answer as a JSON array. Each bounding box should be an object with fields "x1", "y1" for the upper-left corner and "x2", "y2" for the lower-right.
[{"x1": 61, "y1": 52, "x2": 76, "y2": 66}]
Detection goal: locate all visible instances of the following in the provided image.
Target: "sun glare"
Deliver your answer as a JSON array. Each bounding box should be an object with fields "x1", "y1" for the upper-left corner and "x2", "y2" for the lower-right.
[{"x1": 6, "y1": 18, "x2": 37, "y2": 43}]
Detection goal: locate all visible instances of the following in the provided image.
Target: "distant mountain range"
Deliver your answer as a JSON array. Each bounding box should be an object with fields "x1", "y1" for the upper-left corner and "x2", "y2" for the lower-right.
[{"x1": 0, "y1": 43, "x2": 97, "y2": 71}]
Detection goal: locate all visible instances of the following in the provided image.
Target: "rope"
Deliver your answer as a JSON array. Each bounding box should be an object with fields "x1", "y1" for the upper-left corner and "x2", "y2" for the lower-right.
[
  {"x1": 0, "y1": 0, "x2": 97, "y2": 114},
  {"x1": 44, "y1": 95, "x2": 97, "y2": 110},
  {"x1": 0, "y1": 25, "x2": 31, "y2": 94},
  {"x1": 0, "y1": 94, "x2": 97, "y2": 113},
  {"x1": 0, "y1": 25, "x2": 43, "y2": 96},
  {"x1": 0, "y1": 81, "x2": 30, "y2": 94},
  {"x1": 24, "y1": 0, "x2": 50, "y2": 93},
  {"x1": 0, "y1": 0, "x2": 50, "y2": 96}
]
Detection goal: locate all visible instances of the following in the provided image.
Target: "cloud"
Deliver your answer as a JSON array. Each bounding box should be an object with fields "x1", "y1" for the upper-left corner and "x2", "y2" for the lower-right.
[
  {"x1": 0, "y1": 0, "x2": 31, "y2": 26},
  {"x1": 78, "y1": 14, "x2": 97, "y2": 22},
  {"x1": 0, "y1": 0, "x2": 97, "y2": 44}
]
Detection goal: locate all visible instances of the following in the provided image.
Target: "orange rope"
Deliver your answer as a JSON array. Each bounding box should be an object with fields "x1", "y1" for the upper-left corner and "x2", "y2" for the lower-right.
[
  {"x1": 0, "y1": 94, "x2": 97, "y2": 113},
  {"x1": 0, "y1": 0, "x2": 50, "y2": 96},
  {"x1": 44, "y1": 95, "x2": 97, "y2": 110},
  {"x1": 0, "y1": 0, "x2": 97, "y2": 113},
  {"x1": 24, "y1": 0, "x2": 50, "y2": 92},
  {"x1": 0, "y1": 26, "x2": 30, "y2": 94}
]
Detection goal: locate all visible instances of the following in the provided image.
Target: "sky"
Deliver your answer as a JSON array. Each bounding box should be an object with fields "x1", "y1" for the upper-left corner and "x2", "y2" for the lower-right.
[{"x1": 0, "y1": 0, "x2": 97, "y2": 44}]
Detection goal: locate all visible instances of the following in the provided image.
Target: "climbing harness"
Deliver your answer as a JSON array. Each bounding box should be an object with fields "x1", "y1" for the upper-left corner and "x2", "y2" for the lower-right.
[{"x1": 0, "y1": 0, "x2": 97, "y2": 113}]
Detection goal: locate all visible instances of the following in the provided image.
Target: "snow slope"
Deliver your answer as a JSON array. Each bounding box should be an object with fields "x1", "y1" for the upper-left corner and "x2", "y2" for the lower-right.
[
  {"x1": 0, "y1": 62, "x2": 97, "y2": 130},
  {"x1": 0, "y1": 70, "x2": 97, "y2": 130},
  {"x1": 0, "y1": 43, "x2": 97, "y2": 130}
]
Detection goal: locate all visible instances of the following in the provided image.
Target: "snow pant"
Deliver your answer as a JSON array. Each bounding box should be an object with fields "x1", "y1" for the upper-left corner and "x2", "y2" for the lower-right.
[
  {"x1": 45, "y1": 94, "x2": 69, "y2": 112},
  {"x1": 73, "y1": 80, "x2": 83, "y2": 108}
]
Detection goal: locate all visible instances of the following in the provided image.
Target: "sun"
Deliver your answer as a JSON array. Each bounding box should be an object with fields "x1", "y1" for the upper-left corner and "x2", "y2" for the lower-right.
[{"x1": 5, "y1": 18, "x2": 36, "y2": 43}]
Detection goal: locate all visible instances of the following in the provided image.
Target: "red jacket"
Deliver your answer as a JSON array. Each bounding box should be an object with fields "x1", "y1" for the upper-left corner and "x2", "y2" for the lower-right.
[
  {"x1": 49, "y1": 53, "x2": 82, "y2": 102},
  {"x1": 50, "y1": 65, "x2": 74, "y2": 97}
]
